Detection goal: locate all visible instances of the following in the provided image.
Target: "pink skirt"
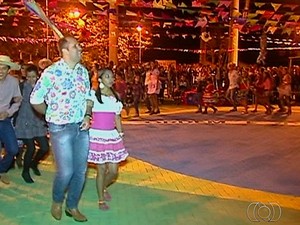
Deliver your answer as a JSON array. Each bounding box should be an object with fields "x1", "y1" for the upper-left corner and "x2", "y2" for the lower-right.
[{"x1": 88, "y1": 129, "x2": 128, "y2": 164}]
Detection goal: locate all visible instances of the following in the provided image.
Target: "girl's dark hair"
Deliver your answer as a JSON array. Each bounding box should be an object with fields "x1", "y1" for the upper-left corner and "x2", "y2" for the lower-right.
[{"x1": 95, "y1": 68, "x2": 121, "y2": 104}]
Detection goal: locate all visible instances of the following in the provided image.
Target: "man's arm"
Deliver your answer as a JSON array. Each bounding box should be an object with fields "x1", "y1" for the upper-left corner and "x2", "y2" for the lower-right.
[
  {"x1": 7, "y1": 96, "x2": 22, "y2": 117},
  {"x1": 80, "y1": 99, "x2": 94, "y2": 130}
]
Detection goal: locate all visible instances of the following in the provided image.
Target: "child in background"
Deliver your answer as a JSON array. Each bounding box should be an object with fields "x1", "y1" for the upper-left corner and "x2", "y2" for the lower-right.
[
  {"x1": 202, "y1": 78, "x2": 218, "y2": 114},
  {"x1": 123, "y1": 83, "x2": 134, "y2": 117},
  {"x1": 131, "y1": 76, "x2": 144, "y2": 117}
]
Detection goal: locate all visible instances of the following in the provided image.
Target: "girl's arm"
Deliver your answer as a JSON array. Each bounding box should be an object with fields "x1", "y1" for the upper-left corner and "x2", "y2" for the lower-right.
[{"x1": 115, "y1": 114, "x2": 124, "y2": 137}]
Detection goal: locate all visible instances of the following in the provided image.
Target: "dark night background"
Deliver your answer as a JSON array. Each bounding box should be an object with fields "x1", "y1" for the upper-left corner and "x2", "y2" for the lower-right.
[
  {"x1": 0, "y1": 0, "x2": 299, "y2": 65},
  {"x1": 119, "y1": 0, "x2": 300, "y2": 66}
]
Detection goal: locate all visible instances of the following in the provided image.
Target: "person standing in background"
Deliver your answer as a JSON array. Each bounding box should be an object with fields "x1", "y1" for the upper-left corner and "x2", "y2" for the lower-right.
[
  {"x1": 131, "y1": 75, "x2": 144, "y2": 117},
  {"x1": 30, "y1": 35, "x2": 93, "y2": 222},
  {"x1": 226, "y1": 62, "x2": 240, "y2": 112},
  {"x1": 14, "y1": 65, "x2": 49, "y2": 183},
  {"x1": 0, "y1": 55, "x2": 22, "y2": 185},
  {"x1": 278, "y1": 67, "x2": 292, "y2": 115}
]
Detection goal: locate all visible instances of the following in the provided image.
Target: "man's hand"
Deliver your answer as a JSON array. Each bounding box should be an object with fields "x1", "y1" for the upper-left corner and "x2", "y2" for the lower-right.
[
  {"x1": 80, "y1": 116, "x2": 91, "y2": 130},
  {"x1": 0, "y1": 111, "x2": 9, "y2": 120},
  {"x1": 13, "y1": 96, "x2": 22, "y2": 103}
]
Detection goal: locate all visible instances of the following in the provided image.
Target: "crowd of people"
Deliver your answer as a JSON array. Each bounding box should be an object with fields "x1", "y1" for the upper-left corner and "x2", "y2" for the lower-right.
[
  {"x1": 0, "y1": 33, "x2": 298, "y2": 222},
  {"x1": 91, "y1": 60, "x2": 297, "y2": 116}
]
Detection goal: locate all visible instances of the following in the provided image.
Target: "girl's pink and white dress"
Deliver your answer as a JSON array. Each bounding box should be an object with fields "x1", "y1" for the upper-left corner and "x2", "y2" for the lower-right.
[{"x1": 88, "y1": 91, "x2": 128, "y2": 164}]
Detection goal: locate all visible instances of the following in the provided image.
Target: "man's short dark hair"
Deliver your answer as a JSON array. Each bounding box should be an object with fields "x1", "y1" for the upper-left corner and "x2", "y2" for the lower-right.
[{"x1": 57, "y1": 35, "x2": 74, "y2": 56}]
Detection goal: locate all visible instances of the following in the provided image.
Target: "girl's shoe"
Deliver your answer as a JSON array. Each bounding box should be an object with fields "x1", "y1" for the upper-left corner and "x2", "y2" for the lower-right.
[
  {"x1": 22, "y1": 171, "x2": 34, "y2": 183},
  {"x1": 30, "y1": 164, "x2": 41, "y2": 176},
  {"x1": 104, "y1": 190, "x2": 112, "y2": 201},
  {"x1": 98, "y1": 201, "x2": 109, "y2": 211}
]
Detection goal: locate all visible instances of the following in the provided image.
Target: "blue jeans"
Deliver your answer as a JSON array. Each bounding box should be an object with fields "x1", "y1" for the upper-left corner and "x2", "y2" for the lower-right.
[
  {"x1": 48, "y1": 122, "x2": 89, "y2": 209},
  {"x1": 0, "y1": 118, "x2": 19, "y2": 173}
]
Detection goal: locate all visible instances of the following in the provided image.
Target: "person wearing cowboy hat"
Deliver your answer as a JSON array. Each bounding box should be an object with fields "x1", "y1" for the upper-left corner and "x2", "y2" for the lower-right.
[{"x1": 0, "y1": 55, "x2": 22, "y2": 185}]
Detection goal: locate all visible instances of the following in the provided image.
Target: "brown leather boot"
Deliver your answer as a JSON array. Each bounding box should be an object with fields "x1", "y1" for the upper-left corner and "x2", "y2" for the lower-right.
[
  {"x1": 65, "y1": 208, "x2": 87, "y2": 222},
  {"x1": 0, "y1": 173, "x2": 10, "y2": 185},
  {"x1": 51, "y1": 202, "x2": 62, "y2": 220}
]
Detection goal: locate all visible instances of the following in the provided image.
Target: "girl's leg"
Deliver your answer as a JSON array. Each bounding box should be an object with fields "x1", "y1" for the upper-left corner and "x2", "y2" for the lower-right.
[
  {"x1": 133, "y1": 99, "x2": 140, "y2": 116},
  {"x1": 149, "y1": 94, "x2": 155, "y2": 113},
  {"x1": 286, "y1": 96, "x2": 292, "y2": 115},
  {"x1": 32, "y1": 136, "x2": 49, "y2": 175},
  {"x1": 210, "y1": 105, "x2": 218, "y2": 113},
  {"x1": 22, "y1": 138, "x2": 35, "y2": 183},
  {"x1": 104, "y1": 163, "x2": 119, "y2": 188},
  {"x1": 152, "y1": 94, "x2": 159, "y2": 113},
  {"x1": 96, "y1": 163, "x2": 109, "y2": 210},
  {"x1": 103, "y1": 163, "x2": 119, "y2": 202},
  {"x1": 252, "y1": 93, "x2": 258, "y2": 112},
  {"x1": 202, "y1": 106, "x2": 208, "y2": 114},
  {"x1": 240, "y1": 97, "x2": 248, "y2": 114},
  {"x1": 96, "y1": 163, "x2": 107, "y2": 201}
]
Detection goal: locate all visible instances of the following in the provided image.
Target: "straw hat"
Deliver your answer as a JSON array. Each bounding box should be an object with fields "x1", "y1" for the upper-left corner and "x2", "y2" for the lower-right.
[
  {"x1": 38, "y1": 58, "x2": 52, "y2": 70},
  {"x1": 0, "y1": 55, "x2": 20, "y2": 70}
]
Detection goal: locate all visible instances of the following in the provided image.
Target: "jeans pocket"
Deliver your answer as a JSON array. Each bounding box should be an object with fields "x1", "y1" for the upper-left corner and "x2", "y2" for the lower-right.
[{"x1": 48, "y1": 123, "x2": 67, "y2": 133}]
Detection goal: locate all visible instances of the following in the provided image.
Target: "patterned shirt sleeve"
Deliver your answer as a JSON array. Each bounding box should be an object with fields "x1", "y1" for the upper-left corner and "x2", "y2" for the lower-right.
[{"x1": 30, "y1": 68, "x2": 54, "y2": 105}]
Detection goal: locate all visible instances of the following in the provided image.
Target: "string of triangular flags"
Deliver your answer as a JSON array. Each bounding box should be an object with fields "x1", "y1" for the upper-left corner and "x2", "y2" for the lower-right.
[{"x1": 0, "y1": 0, "x2": 299, "y2": 36}]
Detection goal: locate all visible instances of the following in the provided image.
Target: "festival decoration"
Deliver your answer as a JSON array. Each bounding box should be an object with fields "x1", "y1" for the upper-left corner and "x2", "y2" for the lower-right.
[
  {"x1": 23, "y1": 0, "x2": 63, "y2": 39},
  {"x1": 48, "y1": 0, "x2": 58, "y2": 9},
  {"x1": 201, "y1": 32, "x2": 212, "y2": 42},
  {"x1": 0, "y1": 0, "x2": 299, "y2": 64}
]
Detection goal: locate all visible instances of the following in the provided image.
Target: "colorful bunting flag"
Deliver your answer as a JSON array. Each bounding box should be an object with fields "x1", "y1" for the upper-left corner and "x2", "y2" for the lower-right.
[
  {"x1": 267, "y1": 26, "x2": 277, "y2": 34},
  {"x1": 218, "y1": 11, "x2": 229, "y2": 19},
  {"x1": 262, "y1": 11, "x2": 274, "y2": 20},
  {"x1": 285, "y1": 21, "x2": 298, "y2": 28},
  {"x1": 282, "y1": 28, "x2": 293, "y2": 36},
  {"x1": 192, "y1": 1, "x2": 202, "y2": 7},
  {"x1": 219, "y1": 0, "x2": 231, "y2": 8},
  {"x1": 289, "y1": 15, "x2": 300, "y2": 22},
  {"x1": 247, "y1": 13, "x2": 258, "y2": 19},
  {"x1": 272, "y1": 14, "x2": 283, "y2": 21},
  {"x1": 264, "y1": 20, "x2": 278, "y2": 27},
  {"x1": 284, "y1": 4, "x2": 299, "y2": 11},
  {"x1": 178, "y1": 3, "x2": 187, "y2": 8},
  {"x1": 195, "y1": 16, "x2": 207, "y2": 28},
  {"x1": 254, "y1": 2, "x2": 266, "y2": 8},
  {"x1": 93, "y1": 3, "x2": 108, "y2": 11},
  {"x1": 144, "y1": 12, "x2": 154, "y2": 19},
  {"x1": 174, "y1": 22, "x2": 183, "y2": 27},
  {"x1": 162, "y1": 22, "x2": 172, "y2": 28},
  {"x1": 271, "y1": 3, "x2": 281, "y2": 12},
  {"x1": 174, "y1": 16, "x2": 185, "y2": 22},
  {"x1": 125, "y1": 10, "x2": 137, "y2": 16},
  {"x1": 152, "y1": 21, "x2": 160, "y2": 27},
  {"x1": 152, "y1": 0, "x2": 164, "y2": 9},
  {"x1": 185, "y1": 20, "x2": 194, "y2": 27}
]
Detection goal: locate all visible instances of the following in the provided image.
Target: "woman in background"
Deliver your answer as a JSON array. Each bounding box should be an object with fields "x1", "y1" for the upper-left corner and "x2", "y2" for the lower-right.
[{"x1": 14, "y1": 65, "x2": 49, "y2": 183}]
